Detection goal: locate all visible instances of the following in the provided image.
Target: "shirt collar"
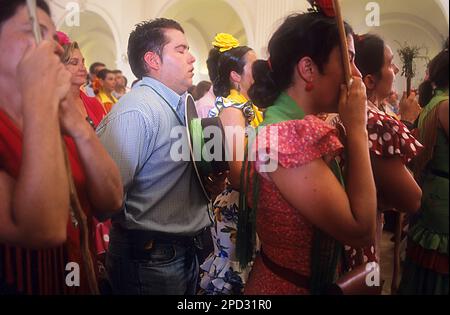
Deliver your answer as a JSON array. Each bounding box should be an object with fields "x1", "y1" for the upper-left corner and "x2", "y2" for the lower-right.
[{"x1": 140, "y1": 76, "x2": 184, "y2": 113}]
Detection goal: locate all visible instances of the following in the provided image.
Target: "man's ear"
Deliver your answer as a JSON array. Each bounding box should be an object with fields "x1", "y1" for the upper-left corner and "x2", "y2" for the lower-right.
[
  {"x1": 296, "y1": 57, "x2": 314, "y2": 83},
  {"x1": 144, "y1": 51, "x2": 161, "y2": 72},
  {"x1": 363, "y1": 74, "x2": 377, "y2": 90}
]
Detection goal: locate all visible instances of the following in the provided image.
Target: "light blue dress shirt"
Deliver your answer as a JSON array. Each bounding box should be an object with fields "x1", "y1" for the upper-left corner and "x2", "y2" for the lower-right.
[{"x1": 97, "y1": 76, "x2": 211, "y2": 235}]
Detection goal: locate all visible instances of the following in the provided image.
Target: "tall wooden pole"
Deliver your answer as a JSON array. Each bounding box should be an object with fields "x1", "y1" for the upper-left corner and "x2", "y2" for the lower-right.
[{"x1": 333, "y1": 0, "x2": 353, "y2": 87}]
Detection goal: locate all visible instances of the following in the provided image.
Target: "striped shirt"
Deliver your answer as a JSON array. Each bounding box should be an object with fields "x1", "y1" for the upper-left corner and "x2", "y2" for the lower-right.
[{"x1": 97, "y1": 76, "x2": 211, "y2": 235}]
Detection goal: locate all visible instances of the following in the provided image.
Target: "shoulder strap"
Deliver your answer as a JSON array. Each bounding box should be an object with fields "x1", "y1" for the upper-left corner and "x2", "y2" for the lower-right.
[
  {"x1": 310, "y1": 158, "x2": 344, "y2": 294},
  {"x1": 140, "y1": 84, "x2": 184, "y2": 125}
]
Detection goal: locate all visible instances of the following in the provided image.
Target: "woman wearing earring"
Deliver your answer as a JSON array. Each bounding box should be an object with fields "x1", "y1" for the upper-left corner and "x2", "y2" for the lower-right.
[
  {"x1": 199, "y1": 33, "x2": 263, "y2": 295},
  {"x1": 0, "y1": 1, "x2": 123, "y2": 294},
  {"x1": 59, "y1": 36, "x2": 107, "y2": 129},
  {"x1": 398, "y1": 45, "x2": 449, "y2": 295},
  {"x1": 237, "y1": 12, "x2": 377, "y2": 295},
  {"x1": 342, "y1": 34, "x2": 423, "y2": 271},
  {"x1": 59, "y1": 35, "x2": 114, "y2": 292}
]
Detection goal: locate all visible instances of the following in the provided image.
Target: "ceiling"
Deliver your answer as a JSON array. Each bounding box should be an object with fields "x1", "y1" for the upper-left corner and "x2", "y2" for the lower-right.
[
  {"x1": 59, "y1": 11, "x2": 117, "y2": 72},
  {"x1": 162, "y1": 0, "x2": 247, "y2": 83}
]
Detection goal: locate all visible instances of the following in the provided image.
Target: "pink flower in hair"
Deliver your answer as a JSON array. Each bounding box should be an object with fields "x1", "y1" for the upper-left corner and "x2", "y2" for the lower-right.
[{"x1": 57, "y1": 31, "x2": 71, "y2": 46}]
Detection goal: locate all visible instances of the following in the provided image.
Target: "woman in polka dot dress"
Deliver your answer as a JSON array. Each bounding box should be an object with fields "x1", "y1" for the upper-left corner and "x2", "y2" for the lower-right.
[{"x1": 341, "y1": 34, "x2": 424, "y2": 271}]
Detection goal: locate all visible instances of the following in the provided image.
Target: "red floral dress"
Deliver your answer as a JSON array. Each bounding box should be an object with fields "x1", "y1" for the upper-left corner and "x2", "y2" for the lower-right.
[
  {"x1": 244, "y1": 116, "x2": 343, "y2": 295},
  {"x1": 344, "y1": 108, "x2": 423, "y2": 268}
]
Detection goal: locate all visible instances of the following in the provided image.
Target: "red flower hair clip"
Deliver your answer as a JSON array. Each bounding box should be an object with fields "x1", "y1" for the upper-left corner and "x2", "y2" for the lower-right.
[
  {"x1": 56, "y1": 31, "x2": 71, "y2": 46},
  {"x1": 307, "y1": 0, "x2": 336, "y2": 18},
  {"x1": 267, "y1": 58, "x2": 273, "y2": 72},
  {"x1": 354, "y1": 34, "x2": 364, "y2": 42}
]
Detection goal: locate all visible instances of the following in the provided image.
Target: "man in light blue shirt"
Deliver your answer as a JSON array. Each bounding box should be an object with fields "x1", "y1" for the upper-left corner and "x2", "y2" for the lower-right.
[{"x1": 97, "y1": 18, "x2": 211, "y2": 295}]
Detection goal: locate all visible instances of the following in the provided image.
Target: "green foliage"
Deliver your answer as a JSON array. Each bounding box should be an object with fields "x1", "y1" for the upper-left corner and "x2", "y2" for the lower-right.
[{"x1": 396, "y1": 41, "x2": 429, "y2": 79}]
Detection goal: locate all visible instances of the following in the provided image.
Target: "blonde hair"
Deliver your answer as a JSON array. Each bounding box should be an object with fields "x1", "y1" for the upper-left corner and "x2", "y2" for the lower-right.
[{"x1": 61, "y1": 41, "x2": 80, "y2": 64}]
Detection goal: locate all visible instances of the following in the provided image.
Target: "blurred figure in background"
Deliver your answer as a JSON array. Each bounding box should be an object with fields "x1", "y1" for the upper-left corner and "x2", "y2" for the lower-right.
[
  {"x1": 85, "y1": 62, "x2": 106, "y2": 97},
  {"x1": 192, "y1": 80, "x2": 212, "y2": 101},
  {"x1": 112, "y1": 69, "x2": 130, "y2": 99},
  {"x1": 60, "y1": 36, "x2": 106, "y2": 128},
  {"x1": 96, "y1": 69, "x2": 118, "y2": 113}
]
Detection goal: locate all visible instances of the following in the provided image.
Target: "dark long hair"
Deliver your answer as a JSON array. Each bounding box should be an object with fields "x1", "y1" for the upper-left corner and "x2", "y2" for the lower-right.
[
  {"x1": 354, "y1": 33, "x2": 385, "y2": 79},
  {"x1": 249, "y1": 12, "x2": 353, "y2": 108},
  {"x1": 207, "y1": 45, "x2": 252, "y2": 98},
  {"x1": 418, "y1": 43, "x2": 449, "y2": 106}
]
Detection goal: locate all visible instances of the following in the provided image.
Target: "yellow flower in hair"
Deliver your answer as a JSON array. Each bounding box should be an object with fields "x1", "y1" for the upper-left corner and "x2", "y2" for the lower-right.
[{"x1": 212, "y1": 33, "x2": 240, "y2": 53}]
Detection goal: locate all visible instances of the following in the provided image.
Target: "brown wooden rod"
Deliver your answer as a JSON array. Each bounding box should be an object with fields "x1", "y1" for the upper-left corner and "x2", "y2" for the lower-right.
[
  {"x1": 332, "y1": 0, "x2": 353, "y2": 87},
  {"x1": 26, "y1": 0, "x2": 99, "y2": 295},
  {"x1": 62, "y1": 141, "x2": 99, "y2": 295}
]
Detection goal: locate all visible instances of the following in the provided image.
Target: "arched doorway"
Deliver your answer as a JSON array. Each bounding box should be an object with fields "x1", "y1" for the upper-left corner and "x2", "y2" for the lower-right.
[
  {"x1": 343, "y1": 0, "x2": 449, "y2": 93},
  {"x1": 58, "y1": 11, "x2": 117, "y2": 73},
  {"x1": 160, "y1": 0, "x2": 249, "y2": 83}
]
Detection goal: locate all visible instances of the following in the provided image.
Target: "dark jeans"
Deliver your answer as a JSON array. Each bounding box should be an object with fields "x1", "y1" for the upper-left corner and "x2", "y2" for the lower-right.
[{"x1": 106, "y1": 227, "x2": 200, "y2": 295}]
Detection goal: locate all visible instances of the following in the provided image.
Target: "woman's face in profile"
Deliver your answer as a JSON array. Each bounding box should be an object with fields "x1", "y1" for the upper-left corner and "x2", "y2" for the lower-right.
[
  {"x1": 240, "y1": 50, "x2": 257, "y2": 96},
  {"x1": 313, "y1": 35, "x2": 362, "y2": 113},
  {"x1": 65, "y1": 49, "x2": 87, "y2": 87}
]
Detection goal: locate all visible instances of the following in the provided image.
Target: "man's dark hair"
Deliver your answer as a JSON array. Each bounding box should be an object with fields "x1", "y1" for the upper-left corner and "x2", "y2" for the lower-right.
[
  {"x1": 0, "y1": 0, "x2": 50, "y2": 32},
  {"x1": 89, "y1": 62, "x2": 106, "y2": 75},
  {"x1": 97, "y1": 68, "x2": 113, "y2": 81},
  {"x1": 112, "y1": 69, "x2": 122, "y2": 75},
  {"x1": 128, "y1": 18, "x2": 184, "y2": 79}
]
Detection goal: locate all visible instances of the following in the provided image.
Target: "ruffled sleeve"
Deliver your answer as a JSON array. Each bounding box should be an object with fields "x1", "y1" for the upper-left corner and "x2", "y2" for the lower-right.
[
  {"x1": 253, "y1": 115, "x2": 343, "y2": 177},
  {"x1": 367, "y1": 109, "x2": 423, "y2": 164}
]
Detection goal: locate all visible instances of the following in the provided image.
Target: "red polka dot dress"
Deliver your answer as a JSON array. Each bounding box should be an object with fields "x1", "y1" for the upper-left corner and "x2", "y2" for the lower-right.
[
  {"x1": 344, "y1": 107, "x2": 423, "y2": 269},
  {"x1": 244, "y1": 116, "x2": 344, "y2": 295}
]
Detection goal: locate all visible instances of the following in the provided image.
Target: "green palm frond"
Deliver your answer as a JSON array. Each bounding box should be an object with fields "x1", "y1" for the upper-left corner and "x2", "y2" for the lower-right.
[{"x1": 395, "y1": 41, "x2": 429, "y2": 79}]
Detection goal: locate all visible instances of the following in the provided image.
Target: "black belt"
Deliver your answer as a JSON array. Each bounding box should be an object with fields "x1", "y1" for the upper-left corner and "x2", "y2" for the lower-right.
[
  {"x1": 113, "y1": 225, "x2": 205, "y2": 261},
  {"x1": 113, "y1": 225, "x2": 204, "y2": 249},
  {"x1": 260, "y1": 249, "x2": 310, "y2": 290}
]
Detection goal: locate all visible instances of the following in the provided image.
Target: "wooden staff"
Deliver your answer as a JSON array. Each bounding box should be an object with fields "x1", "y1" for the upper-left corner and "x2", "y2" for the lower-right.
[
  {"x1": 332, "y1": 0, "x2": 353, "y2": 87},
  {"x1": 392, "y1": 211, "x2": 405, "y2": 294},
  {"x1": 26, "y1": 0, "x2": 99, "y2": 295}
]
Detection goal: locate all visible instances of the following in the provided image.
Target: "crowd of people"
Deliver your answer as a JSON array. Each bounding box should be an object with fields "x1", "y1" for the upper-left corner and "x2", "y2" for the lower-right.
[{"x1": 0, "y1": 0, "x2": 448, "y2": 295}]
